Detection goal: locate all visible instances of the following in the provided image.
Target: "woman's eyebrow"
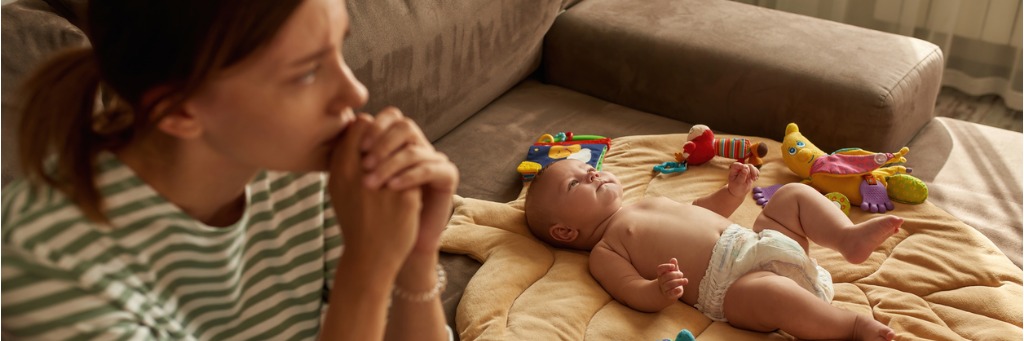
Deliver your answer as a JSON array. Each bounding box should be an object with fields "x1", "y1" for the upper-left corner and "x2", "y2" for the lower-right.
[{"x1": 290, "y1": 46, "x2": 330, "y2": 67}]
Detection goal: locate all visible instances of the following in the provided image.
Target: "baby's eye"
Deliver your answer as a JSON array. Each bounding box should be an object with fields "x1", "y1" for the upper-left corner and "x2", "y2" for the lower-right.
[{"x1": 568, "y1": 179, "x2": 579, "y2": 190}]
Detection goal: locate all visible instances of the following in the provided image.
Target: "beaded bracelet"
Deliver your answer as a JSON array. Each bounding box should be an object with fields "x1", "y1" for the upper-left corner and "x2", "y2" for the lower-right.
[{"x1": 392, "y1": 264, "x2": 447, "y2": 302}]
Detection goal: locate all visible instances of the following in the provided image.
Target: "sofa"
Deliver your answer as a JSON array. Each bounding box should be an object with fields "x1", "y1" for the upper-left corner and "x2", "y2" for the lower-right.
[{"x1": 4, "y1": 0, "x2": 1022, "y2": 339}]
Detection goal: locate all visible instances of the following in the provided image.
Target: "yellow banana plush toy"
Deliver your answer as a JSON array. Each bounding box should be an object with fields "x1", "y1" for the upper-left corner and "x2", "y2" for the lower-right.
[{"x1": 754, "y1": 123, "x2": 927, "y2": 213}]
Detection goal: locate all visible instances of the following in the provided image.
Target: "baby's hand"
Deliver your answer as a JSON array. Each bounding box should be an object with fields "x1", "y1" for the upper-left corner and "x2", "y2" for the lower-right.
[
  {"x1": 727, "y1": 162, "x2": 759, "y2": 197},
  {"x1": 656, "y1": 258, "x2": 688, "y2": 300}
]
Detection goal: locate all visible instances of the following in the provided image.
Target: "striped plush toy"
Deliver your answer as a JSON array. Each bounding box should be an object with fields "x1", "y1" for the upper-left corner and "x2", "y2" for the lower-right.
[{"x1": 674, "y1": 124, "x2": 768, "y2": 168}]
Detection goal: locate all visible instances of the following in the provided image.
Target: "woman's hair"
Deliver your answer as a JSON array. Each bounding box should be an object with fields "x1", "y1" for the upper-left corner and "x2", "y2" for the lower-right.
[{"x1": 17, "y1": 0, "x2": 304, "y2": 223}]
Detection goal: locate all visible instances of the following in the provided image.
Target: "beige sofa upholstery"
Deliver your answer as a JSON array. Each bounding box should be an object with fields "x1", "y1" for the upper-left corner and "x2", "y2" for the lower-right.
[
  {"x1": 543, "y1": 0, "x2": 943, "y2": 153},
  {"x1": 3, "y1": 0, "x2": 1021, "y2": 338}
]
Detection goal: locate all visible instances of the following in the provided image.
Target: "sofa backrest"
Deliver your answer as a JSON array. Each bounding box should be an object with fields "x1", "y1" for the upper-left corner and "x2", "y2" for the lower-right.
[
  {"x1": 1, "y1": 0, "x2": 88, "y2": 185},
  {"x1": 344, "y1": 0, "x2": 564, "y2": 142},
  {"x1": 542, "y1": 0, "x2": 943, "y2": 153}
]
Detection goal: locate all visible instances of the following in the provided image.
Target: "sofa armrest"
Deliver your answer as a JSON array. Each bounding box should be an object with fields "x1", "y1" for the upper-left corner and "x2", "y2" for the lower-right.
[{"x1": 542, "y1": 0, "x2": 943, "y2": 152}]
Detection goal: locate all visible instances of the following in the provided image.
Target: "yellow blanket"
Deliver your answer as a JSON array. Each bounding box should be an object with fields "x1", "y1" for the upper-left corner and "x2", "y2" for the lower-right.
[{"x1": 440, "y1": 134, "x2": 1023, "y2": 340}]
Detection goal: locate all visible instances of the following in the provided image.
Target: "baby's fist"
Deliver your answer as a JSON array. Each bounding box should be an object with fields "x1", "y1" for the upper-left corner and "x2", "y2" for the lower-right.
[
  {"x1": 728, "y1": 162, "x2": 759, "y2": 197},
  {"x1": 656, "y1": 258, "x2": 688, "y2": 300}
]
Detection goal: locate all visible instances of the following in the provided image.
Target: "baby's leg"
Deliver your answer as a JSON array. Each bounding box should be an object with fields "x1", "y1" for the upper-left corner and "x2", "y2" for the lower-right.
[
  {"x1": 723, "y1": 271, "x2": 895, "y2": 341},
  {"x1": 753, "y1": 183, "x2": 902, "y2": 264}
]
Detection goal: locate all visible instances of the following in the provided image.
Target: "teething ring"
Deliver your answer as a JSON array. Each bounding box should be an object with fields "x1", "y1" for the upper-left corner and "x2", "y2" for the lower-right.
[
  {"x1": 653, "y1": 161, "x2": 688, "y2": 174},
  {"x1": 825, "y1": 192, "x2": 851, "y2": 216}
]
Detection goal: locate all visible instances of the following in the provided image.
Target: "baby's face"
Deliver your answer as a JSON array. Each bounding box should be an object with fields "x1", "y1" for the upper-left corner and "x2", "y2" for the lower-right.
[{"x1": 531, "y1": 160, "x2": 623, "y2": 230}]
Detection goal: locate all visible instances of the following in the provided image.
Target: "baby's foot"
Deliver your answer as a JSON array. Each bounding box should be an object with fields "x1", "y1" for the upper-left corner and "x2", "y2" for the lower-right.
[
  {"x1": 852, "y1": 314, "x2": 895, "y2": 341},
  {"x1": 841, "y1": 216, "x2": 903, "y2": 264}
]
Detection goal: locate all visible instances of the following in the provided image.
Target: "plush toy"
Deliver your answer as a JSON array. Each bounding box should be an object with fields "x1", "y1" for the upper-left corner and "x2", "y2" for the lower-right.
[
  {"x1": 660, "y1": 329, "x2": 696, "y2": 341},
  {"x1": 753, "y1": 123, "x2": 928, "y2": 213},
  {"x1": 675, "y1": 125, "x2": 768, "y2": 168}
]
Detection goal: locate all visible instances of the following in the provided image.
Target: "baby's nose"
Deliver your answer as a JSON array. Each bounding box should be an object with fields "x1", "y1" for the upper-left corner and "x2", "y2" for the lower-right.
[{"x1": 589, "y1": 172, "x2": 600, "y2": 182}]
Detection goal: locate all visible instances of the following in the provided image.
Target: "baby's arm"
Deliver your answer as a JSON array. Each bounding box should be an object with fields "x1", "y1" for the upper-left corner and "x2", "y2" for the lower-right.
[
  {"x1": 589, "y1": 244, "x2": 687, "y2": 313},
  {"x1": 693, "y1": 162, "x2": 758, "y2": 218}
]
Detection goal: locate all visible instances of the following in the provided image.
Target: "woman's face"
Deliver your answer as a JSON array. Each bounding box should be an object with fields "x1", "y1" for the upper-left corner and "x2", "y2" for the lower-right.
[{"x1": 182, "y1": 0, "x2": 367, "y2": 172}]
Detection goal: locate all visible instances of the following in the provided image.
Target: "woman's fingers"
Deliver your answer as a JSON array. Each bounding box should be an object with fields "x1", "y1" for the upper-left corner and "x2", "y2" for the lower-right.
[
  {"x1": 364, "y1": 146, "x2": 456, "y2": 191},
  {"x1": 330, "y1": 114, "x2": 374, "y2": 181},
  {"x1": 361, "y1": 107, "x2": 427, "y2": 170}
]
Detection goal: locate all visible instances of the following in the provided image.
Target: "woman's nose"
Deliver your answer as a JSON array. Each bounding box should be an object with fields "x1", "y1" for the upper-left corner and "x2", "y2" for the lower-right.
[
  {"x1": 337, "y1": 63, "x2": 368, "y2": 109},
  {"x1": 328, "y1": 52, "x2": 369, "y2": 112}
]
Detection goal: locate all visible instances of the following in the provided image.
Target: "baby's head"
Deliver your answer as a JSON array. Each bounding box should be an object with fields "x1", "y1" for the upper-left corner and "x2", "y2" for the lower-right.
[{"x1": 524, "y1": 159, "x2": 624, "y2": 250}]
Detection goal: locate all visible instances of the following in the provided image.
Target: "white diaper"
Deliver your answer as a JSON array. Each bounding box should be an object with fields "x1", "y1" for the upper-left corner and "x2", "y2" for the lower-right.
[{"x1": 695, "y1": 224, "x2": 834, "y2": 322}]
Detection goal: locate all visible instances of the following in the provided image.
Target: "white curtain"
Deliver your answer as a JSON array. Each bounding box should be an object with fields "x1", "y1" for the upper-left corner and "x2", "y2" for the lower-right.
[{"x1": 735, "y1": 0, "x2": 1023, "y2": 111}]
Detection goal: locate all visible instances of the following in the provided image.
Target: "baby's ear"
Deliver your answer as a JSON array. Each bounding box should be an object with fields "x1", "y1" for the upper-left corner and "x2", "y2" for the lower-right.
[{"x1": 550, "y1": 224, "x2": 578, "y2": 243}]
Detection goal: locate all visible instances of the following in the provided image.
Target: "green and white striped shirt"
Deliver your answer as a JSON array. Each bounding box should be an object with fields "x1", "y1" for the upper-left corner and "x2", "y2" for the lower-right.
[{"x1": 2, "y1": 153, "x2": 343, "y2": 340}]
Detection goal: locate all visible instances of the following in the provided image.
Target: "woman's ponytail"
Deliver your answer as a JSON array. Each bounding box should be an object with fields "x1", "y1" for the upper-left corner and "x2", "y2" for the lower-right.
[{"x1": 17, "y1": 46, "x2": 119, "y2": 223}]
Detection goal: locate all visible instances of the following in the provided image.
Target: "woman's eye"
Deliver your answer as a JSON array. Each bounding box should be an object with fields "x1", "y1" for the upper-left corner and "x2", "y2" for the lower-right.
[{"x1": 298, "y1": 64, "x2": 321, "y2": 84}]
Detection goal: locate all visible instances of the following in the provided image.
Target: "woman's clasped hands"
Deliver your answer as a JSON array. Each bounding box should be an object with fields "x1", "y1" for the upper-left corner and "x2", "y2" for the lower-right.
[{"x1": 329, "y1": 107, "x2": 459, "y2": 270}]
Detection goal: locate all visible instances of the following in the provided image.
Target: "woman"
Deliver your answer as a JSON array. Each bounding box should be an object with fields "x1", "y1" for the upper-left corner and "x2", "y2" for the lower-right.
[{"x1": 2, "y1": 0, "x2": 457, "y2": 339}]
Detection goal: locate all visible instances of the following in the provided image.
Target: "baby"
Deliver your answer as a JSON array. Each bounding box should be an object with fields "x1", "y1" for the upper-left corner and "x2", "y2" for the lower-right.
[{"x1": 524, "y1": 159, "x2": 899, "y2": 341}]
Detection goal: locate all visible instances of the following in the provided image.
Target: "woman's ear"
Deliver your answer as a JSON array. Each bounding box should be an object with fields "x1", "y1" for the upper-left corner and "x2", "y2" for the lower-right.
[
  {"x1": 156, "y1": 104, "x2": 203, "y2": 139},
  {"x1": 146, "y1": 88, "x2": 203, "y2": 139},
  {"x1": 550, "y1": 224, "x2": 578, "y2": 243}
]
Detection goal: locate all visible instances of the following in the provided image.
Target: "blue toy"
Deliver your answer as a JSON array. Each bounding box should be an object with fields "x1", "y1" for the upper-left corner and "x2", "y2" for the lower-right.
[
  {"x1": 653, "y1": 161, "x2": 688, "y2": 174},
  {"x1": 659, "y1": 329, "x2": 695, "y2": 341}
]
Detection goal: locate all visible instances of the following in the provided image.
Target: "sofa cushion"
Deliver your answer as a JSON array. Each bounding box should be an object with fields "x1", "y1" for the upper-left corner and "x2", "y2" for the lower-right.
[
  {"x1": 1, "y1": 0, "x2": 88, "y2": 185},
  {"x1": 343, "y1": 0, "x2": 563, "y2": 142},
  {"x1": 906, "y1": 117, "x2": 1023, "y2": 267},
  {"x1": 543, "y1": 0, "x2": 944, "y2": 153},
  {"x1": 434, "y1": 79, "x2": 695, "y2": 203}
]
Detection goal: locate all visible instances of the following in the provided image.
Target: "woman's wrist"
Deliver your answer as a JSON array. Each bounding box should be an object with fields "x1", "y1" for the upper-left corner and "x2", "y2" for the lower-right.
[
  {"x1": 343, "y1": 244, "x2": 408, "y2": 277},
  {"x1": 393, "y1": 263, "x2": 446, "y2": 302},
  {"x1": 393, "y1": 253, "x2": 442, "y2": 300}
]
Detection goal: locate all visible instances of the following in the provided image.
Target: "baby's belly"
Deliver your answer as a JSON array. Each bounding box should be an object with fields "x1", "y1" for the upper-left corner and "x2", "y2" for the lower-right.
[{"x1": 626, "y1": 223, "x2": 727, "y2": 305}]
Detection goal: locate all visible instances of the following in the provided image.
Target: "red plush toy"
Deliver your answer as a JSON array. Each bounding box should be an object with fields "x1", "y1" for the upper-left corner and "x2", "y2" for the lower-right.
[{"x1": 675, "y1": 125, "x2": 768, "y2": 167}]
